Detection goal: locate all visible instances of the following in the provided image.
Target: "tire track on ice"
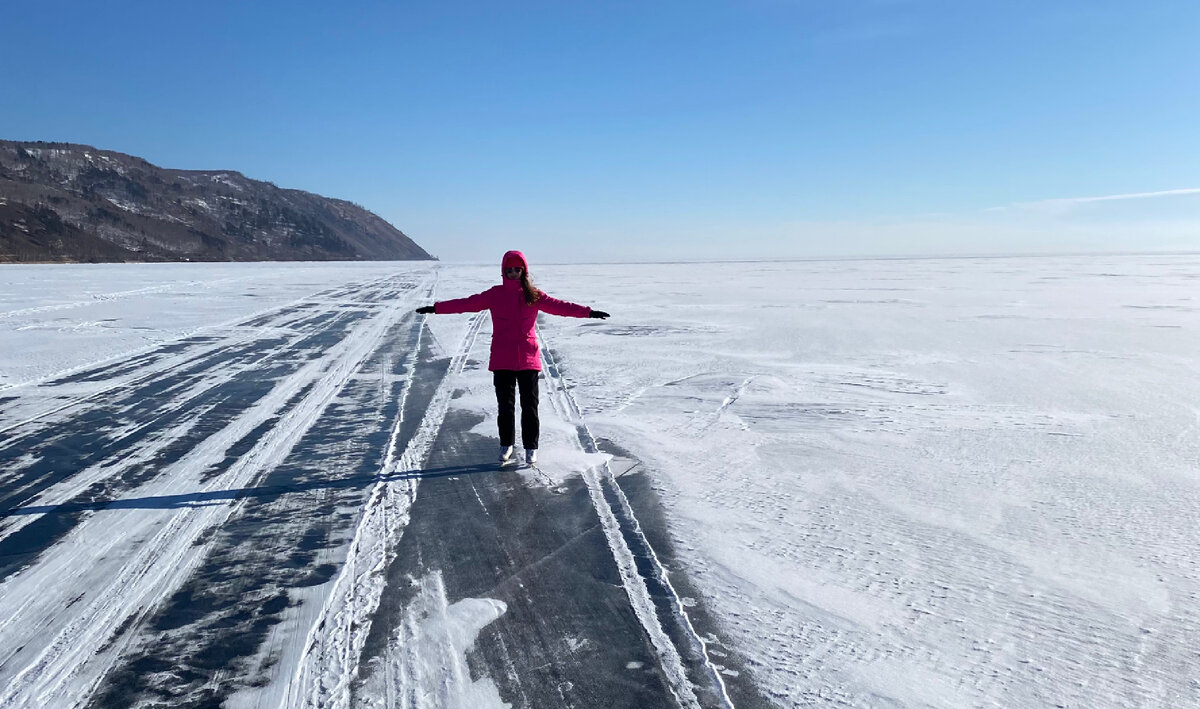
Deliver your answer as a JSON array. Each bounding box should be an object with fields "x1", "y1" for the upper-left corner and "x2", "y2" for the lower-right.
[
  {"x1": 0, "y1": 274, "x2": 403, "y2": 429},
  {"x1": 285, "y1": 311, "x2": 486, "y2": 709},
  {"x1": 85, "y1": 311, "x2": 431, "y2": 708},
  {"x1": 0, "y1": 287, "x2": 413, "y2": 709},
  {"x1": 0, "y1": 357, "x2": 270, "y2": 545},
  {"x1": 541, "y1": 337, "x2": 736, "y2": 709},
  {"x1": 0, "y1": 282, "x2": 416, "y2": 580}
]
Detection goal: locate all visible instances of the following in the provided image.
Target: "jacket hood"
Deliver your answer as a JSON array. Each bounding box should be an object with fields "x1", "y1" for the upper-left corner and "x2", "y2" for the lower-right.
[{"x1": 501, "y1": 250, "x2": 529, "y2": 278}]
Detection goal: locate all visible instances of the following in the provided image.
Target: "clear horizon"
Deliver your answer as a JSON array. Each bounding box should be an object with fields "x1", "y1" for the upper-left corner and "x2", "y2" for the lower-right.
[{"x1": 3, "y1": 0, "x2": 1197, "y2": 262}]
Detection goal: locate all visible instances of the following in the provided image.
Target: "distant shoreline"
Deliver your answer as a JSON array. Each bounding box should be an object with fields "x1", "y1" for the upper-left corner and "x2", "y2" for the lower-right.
[
  {"x1": 0, "y1": 257, "x2": 437, "y2": 266},
  {"x1": 1, "y1": 250, "x2": 1194, "y2": 268},
  {"x1": 430, "y1": 250, "x2": 1200, "y2": 267}
]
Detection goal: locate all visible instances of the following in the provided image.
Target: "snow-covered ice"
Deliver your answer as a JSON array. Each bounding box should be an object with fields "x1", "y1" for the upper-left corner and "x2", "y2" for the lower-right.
[
  {"x1": 531, "y1": 254, "x2": 1200, "y2": 708},
  {"x1": 0, "y1": 254, "x2": 1198, "y2": 709}
]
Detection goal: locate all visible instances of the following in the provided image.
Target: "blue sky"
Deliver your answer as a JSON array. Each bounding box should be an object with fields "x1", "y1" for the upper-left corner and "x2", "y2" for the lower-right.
[{"x1": 3, "y1": 0, "x2": 1197, "y2": 262}]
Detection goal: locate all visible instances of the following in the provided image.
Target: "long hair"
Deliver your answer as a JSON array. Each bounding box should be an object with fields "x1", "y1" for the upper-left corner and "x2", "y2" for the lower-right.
[{"x1": 520, "y1": 271, "x2": 543, "y2": 305}]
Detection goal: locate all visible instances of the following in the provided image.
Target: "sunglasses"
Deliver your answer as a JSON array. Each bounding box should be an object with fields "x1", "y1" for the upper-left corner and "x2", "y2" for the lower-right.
[{"x1": 503, "y1": 266, "x2": 524, "y2": 273}]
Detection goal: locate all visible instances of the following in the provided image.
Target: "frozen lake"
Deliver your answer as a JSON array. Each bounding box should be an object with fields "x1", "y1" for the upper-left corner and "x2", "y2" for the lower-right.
[{"x1": 1, "y1": 254, "x2": 1198, "y2": 708}]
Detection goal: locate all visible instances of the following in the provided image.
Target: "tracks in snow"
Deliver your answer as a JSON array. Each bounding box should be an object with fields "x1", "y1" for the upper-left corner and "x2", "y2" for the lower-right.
[
  {"x1": 0, "y1": 275, "x2": 398, "y2": 434},
  {"x1": 541, "y1": 339, "x2": 737, "y2": 709},
  {"x1": 0, "y1": 275, "x2": 429, "y2": 708},
  {"x1": 0, "y1": 276, "x2": 743, "y2": 708},
  {"x1": 0, "y1": 276, "x2": 410, "y2": 577},
  {"x1": 285, "y1": 311, "x2": 486, "y2": 709}
]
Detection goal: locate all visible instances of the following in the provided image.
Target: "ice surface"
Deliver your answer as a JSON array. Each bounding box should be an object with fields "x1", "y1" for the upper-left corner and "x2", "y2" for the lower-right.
[
  {"x1": 530, "y1": 254, "x2": 1200, "y2": 708},
  {"x1": 0, "y1": 261, "x2": 435, "y2": 392},
  {"x1": 357, "y1": 571, "x2": 509, "y2": 709},
  {"x1": 1, "y1": 254, "x2": 1198, "y2": 708},
  {"x1": 0, "y1": 272, "x2": 412, "y2": 706}
]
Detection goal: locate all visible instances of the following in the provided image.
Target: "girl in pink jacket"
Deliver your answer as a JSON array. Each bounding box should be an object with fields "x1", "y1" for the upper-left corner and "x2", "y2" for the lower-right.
[{"x1": 416, "y1": 250, "x2": 609, "y2": 465}]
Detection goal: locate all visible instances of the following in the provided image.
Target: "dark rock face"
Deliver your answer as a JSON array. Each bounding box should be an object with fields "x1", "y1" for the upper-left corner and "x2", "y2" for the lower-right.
[{"x1": 0, "y1": 140, "x2": 434, "y2": 263}]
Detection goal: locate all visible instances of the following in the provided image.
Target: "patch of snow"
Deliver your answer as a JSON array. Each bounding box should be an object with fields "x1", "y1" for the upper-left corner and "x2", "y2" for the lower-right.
[
  {"x1": 358, "y1": 571, "x2": 509, "y2": 709},
  {"x1": 104, "y1": 197, "x2": 140, "y2": 213},
  {"x1": 210, "y1": 173, "x2": 245, "y2": 191}
]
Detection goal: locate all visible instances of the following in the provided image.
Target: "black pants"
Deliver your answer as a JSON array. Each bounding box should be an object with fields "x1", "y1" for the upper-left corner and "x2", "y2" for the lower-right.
[{"x1": 494, "y1": 369, "x2": 540, "y2": 450}]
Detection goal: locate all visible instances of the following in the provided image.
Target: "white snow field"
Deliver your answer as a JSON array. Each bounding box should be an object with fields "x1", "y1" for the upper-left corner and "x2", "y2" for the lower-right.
[{"x1": 0, "y1": 254, "x2": 1198, "y2": 709}]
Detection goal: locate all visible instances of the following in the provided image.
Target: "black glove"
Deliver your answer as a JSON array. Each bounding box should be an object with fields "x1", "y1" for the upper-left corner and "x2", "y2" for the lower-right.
[
  {"x1": 416, "y1": 305, "x2": 435, "y2": 314},
  {"x1": 589, "y1": 309, "x2": 610, "y2": 319}
]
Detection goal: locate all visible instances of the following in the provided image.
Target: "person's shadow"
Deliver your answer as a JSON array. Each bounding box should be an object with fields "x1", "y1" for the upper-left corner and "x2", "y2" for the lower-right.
[{"x1": 0, "y1": 463, "x2": 498, "y2": 517}]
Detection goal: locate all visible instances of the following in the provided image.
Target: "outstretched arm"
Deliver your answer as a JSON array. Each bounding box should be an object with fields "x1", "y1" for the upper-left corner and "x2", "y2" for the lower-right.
[
  {"x1": 416, "y1": 290, "x2": 492, "y2": 315},
  {"x1": 537, "y1": 293, "x2": 608, "y2": 319}
]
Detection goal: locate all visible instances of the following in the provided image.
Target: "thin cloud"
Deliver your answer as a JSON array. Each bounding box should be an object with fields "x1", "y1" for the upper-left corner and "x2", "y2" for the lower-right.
[{"x1": 993, "y1": 188, "x2": 1200, "y2": 212}]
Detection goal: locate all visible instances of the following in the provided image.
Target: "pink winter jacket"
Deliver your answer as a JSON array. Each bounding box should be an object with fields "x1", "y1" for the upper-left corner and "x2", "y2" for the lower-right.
[{"x1": 434, "y1": 250, "x2": 593, "y2": 371}]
